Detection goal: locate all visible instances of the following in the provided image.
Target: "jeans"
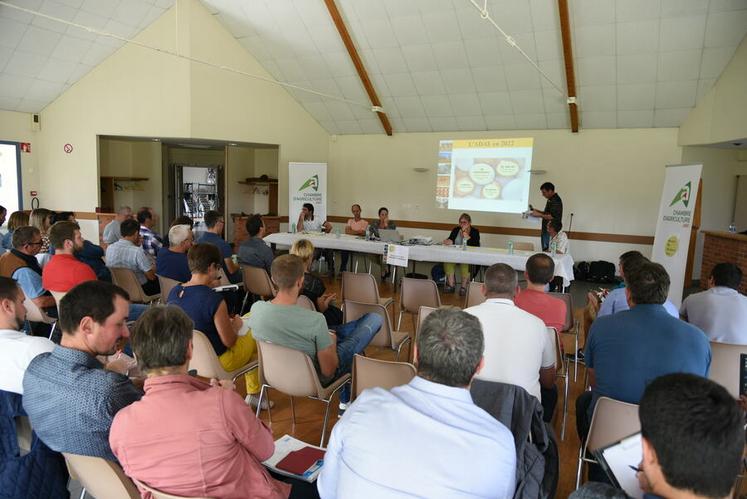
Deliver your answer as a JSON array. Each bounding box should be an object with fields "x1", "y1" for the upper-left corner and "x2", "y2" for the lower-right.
[
  {"x1": 330, "y1": 312, "x2": 384, "y2": 403},
  {"x1": 540, "y1": 385, "x2": 558, "y2": 423},
  {"x1": 541, "y1": 230, "x2": 550, "y2": 251}
]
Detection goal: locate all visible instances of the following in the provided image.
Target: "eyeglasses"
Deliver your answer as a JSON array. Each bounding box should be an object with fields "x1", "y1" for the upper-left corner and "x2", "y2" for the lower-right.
[{"x1": 26, "y1": 241, "x2": 43, "y2": 247}]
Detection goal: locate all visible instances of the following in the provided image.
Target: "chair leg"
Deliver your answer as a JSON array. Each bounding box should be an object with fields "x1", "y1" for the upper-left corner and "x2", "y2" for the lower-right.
[
  {"x1": 573, "y1": 325, "x2": 579, "y2": 382},
  {"x1": 320, "y1": 399, "x2": 332, "y2": 447},
  {"x1": 79, "y1": 489, "x2": 87, "y2": 499},
  {"x1": 290, "y1": 396, "x2": 296, "y2": 429},
  {"x1": 255, "y1": 384, "x2": 267, "y2": 419},
  {"x1": 561, "y1": 373, "x2": 569, "y2": 441},
  {"x1": 575, "y1": 444, "x2": 585, "y2": 490},
  {"x1": 396, "y1": 310, "x2": 404, "y2": 331}
]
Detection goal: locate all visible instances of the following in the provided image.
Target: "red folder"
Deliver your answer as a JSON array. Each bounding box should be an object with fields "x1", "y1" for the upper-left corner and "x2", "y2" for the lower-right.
[{"x1": 275, "y1": 446, "x2": 326, "y2": 475}]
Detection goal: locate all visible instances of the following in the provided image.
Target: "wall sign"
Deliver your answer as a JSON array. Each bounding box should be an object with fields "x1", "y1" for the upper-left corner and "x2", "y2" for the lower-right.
[{"x1": 63, "y1": 143, "x2": 73, "y2": 153}]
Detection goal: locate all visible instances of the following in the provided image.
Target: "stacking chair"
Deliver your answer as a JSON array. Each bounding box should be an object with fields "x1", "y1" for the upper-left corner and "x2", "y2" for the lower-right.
[
  {"x1": 341, "y1": 271, "x2": 393, "y2": 317},
  {"x1": 397, "y1": 277, "x2": 441, "y2": 330},
  {"x1": 709, "y1": 341, "x2": 747, "y2": 398},
  {"x1": 241, "y1": 266, "x2": 275, "y2": 300},
  {"x1": 255, "y1": 340, "x2": 349, "y2": 446},
  {"x1": 132, "y1": 478, "x2": 213, "y2": 499},
  {"x1": 414, "y1": 305, "x2": 438, "y2": 357},
  {"x1": 575, "y1": 397, "x2": 640, "y2": 489},
  {"x1": 295, "y1": 294, "x2": 316, "y2": 311},
  {"x1": 549, "y1": 327, "x2": 569, "y2": 440},
  {"x1": 351, "y1": 354, "x2": 416, "y2": 401},
  {"x1": 50, "y1": 290, "x2": 66, "y2": 309},
  {"x1": 110, "y1": 268, "x2": 160, "y2": 304},
  {"x1": 63, "y1": 453, "x2": 140, "y2": 499},
  {"x1": 549, "y1": 292, "x2": 580, "y2": 381},
  {"x1": 23, "y1": 294, "x2": 56, "y2": 325},
  {"x1": 344, "y1": 300, "x2": 411, "y2": 361},
  {"x1": 464, "y1": 280, "x2": 486, "y2": 308},
  {"x1": 156, "y1": 274, "x2": 181, "y2": 304},
  {"x1": 188, "y1": 330, "x2": 258, "y2": 385}
]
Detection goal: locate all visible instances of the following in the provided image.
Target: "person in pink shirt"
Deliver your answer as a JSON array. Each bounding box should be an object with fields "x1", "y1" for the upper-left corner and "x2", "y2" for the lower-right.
[
  {"x1": 514, "y1": 253, "x2": 567, "y2": 334},
  {"x1": 339, "y1": 204, "x2": 367, "y2": 273},
  {"x1": 110, "y1": 305, "x2": 316, "y2": 499}
]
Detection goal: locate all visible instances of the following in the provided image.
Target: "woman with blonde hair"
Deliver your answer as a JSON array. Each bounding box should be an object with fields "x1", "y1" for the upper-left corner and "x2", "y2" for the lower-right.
[
  {"x1": 290, "y1": 238, "x2": 342, "y2": 326},
  {"x1": 30, "y1": 208, "x2": 53, "y2": 253},
  {"x1": 2, "y1": 211, "x2": 30, "y2": 250}
]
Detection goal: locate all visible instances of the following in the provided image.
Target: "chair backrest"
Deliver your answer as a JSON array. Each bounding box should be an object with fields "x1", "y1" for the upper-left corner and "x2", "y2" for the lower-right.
[
  {"x1": 241, "y1": 266, "x2": 275, "y2": 298},
  {"x1": 110, "y1": 267, "x2": 154, "y2": 303},
  {"x1": 343, "y1": 299, "x2": 397, "y2": 348},
  {"x1": 586, "y1": 397, "x2": 640, "y2": 452},
  {"x1": 709, "y1": 341, "x2": 747, "y2": 398},
  {"x1": 547, "y1": 327, "x2": 562, "y2": 371},
  {"x1": 548, "y1": 291, "x2": 574, "y2": 332},
  {"x1": 296, "y1": 294, "x2": 316, "y2": 311},
  {"x1": 63, "y1": 453, "x2": 140, "y2": 499},
  {"x1": 50, "y1": 290, "x2": 66, "y2": 309},
  {"x1": 132, "y1": 478, "x2": 213, "y2": 499},
  {"x1": 464, "y1": 280, "x2": 485, "y2": 308},
  {"x1": 156, "y1": 274, "x2": 181, "y2": 303},
  {"x1": 415, "y1": 305, "x2": 437, "y2": 343},
  {"x1": 188, "y1": 330, "x2": 231, "y2": 380},
  {"x1": 341, "y1": 271, "x2": 380, "y2": 305},
  {"x1": 513, "y1": 241, "x2": 535, "y2": 251},
  {"x1": 23, "y1": 294, "x2": 55, "y2": 324},
  {"x1": 256, "y1": 340, "x2": 321, "y2": 397},
  {"x1": 399, "y1": 277, "x2": 441, "y2": 314},
  {"x1": 351, "y1": 354, "x2": 416, "y2": 400}
]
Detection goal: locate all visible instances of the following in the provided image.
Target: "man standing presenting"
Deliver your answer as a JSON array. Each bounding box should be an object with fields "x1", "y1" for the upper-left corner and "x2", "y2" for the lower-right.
[
  {"x1": 531, "y1": 182, "x2": 563, "y2": 251},
  {"x1": 103, "y1": 206, "x2": 132, "y2": 245}
]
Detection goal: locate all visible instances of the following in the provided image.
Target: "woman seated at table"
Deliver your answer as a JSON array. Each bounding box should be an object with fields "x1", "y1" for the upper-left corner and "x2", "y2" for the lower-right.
[
  {"x1": 290, "y1": 238, "x2": 343, "y2": 327},
  {"x1": 442, "y1": 212, "x2": 480, "y2": 295},
  {"x1": 167, "y1": 243, "x2": 263, "y2": 407},
  {"x1": 368, "y1": 206, "x2": 397, "y2": 280},
  {"x1": 547, "y1": 220, "x2": 569, "y2": 254}
]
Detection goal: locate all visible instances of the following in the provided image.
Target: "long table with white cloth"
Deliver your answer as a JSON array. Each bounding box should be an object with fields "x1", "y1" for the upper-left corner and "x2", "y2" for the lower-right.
[{"x1": 263, "y1": 232, "x2": 574, "y2": 287}]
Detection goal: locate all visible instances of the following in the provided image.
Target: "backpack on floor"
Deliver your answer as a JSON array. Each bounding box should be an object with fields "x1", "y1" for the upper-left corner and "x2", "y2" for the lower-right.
[
  {"x1": 588, "y1": 261, "x2": 616, "y2": 283},
  {"x1": 430, "y1": 263, "x2": 445, "y2": 285},
  {"x1": 574, "y1": 261, "x2": 591, "y2": 281}
]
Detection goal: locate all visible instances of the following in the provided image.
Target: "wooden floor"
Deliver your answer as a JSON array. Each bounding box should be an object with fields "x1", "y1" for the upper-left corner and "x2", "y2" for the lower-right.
[{"x1": 254, "y1": 273, "x2": 590, "y2": 498}]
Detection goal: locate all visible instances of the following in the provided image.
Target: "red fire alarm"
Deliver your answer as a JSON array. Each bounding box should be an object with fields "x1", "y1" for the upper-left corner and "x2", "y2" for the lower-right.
[{"x1": 20, "y1": 142, "x2": 31, "y2": 153}]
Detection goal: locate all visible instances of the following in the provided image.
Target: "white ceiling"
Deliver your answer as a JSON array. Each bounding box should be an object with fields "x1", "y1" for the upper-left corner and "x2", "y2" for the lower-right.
[{"x1": 1, "y1": 0, "x2": 746, "y2": 134}]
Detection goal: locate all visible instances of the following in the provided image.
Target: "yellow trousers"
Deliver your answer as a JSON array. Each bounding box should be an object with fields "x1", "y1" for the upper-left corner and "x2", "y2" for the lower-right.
[
  {"x1": 218, "y1": 333, "x2": 259, "y2": 394},
  {"x1": 444, "y1": 262, "x2": 470, "y2": 279}
]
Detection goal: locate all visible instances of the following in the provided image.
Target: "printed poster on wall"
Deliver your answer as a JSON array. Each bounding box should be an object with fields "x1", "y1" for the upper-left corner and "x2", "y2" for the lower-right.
[
  {"x1": 289, "y1": 162, "x2": 327, "y2": 227},
  {"x1": 651, "y1": 163, "x2": 702, "y2": 308}
]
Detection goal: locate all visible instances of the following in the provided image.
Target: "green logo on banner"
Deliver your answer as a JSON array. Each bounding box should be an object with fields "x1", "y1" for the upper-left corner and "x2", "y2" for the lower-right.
[
  {"x1": 298, "y1": 174, "x2": 319, "y2": 192},
  {"x1": 669, "y1": 181, "x2": 691, "y2": 207}
]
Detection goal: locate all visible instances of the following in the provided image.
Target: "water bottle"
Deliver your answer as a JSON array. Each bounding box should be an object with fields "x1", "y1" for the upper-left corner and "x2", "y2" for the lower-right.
[
  {"x1": 335, "y1": 226, "x2": 341, "y2": 239},
  {"x1": 365, "y1": 225, "x2": 370, "y2": 240},
  {"x1": 550, "y1": 240, "x2": 557, "y2": 257},
  {"x1": 507, "y1": 240, "x2": 514, "y2": 255},
  {"x1": 290, "y1": 222, "x2": 295, "y2": 234},
  {"x1": 461, "y1": 238, "x2": 467, "y2": 251},
  {"x1": 729, "y1": 222, "x2": 737, "y2": 233}
]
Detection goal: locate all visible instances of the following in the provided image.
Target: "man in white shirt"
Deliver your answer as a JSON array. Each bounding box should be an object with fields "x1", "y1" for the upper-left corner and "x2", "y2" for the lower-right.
[
  {"x1": 681, "y1": 262, "x2": 747, "y2": 344},
  {"x1": 318, "y1": 307, "x2": 516, "y2": 499},
  {"x1": 465, "y1": 263, "x2": 557, "y2": 419},
  {"x1": 0, "y1": 276, "x2": 54, "y2": 394}
]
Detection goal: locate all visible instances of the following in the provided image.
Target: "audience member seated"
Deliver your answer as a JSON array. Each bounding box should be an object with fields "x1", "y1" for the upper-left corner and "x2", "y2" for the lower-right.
[
  {"x1": 577, "y1": 261, "x2": 711, "y2": 444},
  {"x1": 137, "y1": 207, "x2": 163, "y2": 258},
  {"x1": 290, "y1": 239, "x2": 342, "y2": 326},
  {"x1": 442, "y1": 212, "x2": 480, "y2": 295},
  {"x1": 547, "y1": 220, "x2": 568, "y2": 254},
  {"x1": 23, "y1": 281, "x2": 142, "y2": 461},
  {"x1": 248, "y1": 254, "x2": 382, "y2": 411},
  {"x1": 106, "y1": 218, "x2": 160, "y2": 296},
  {"x1": 102, "y1": 205, "x2": 132, "y2": 245},
  {"x1": 110, "y1": 306, "x2": 301, "y2": 499},
  {"x1": 571, "y1": 373, "x2": 743, "y2": 499},
  {"x1": 238, "y1": 214, "x2": 274, "y2": 275},
  {"x1": 681, "y1": 262, "x2": 747, "y2": 344},
  {"x1": 198, "y1": 210, "x2": 241, "y2": 283},
  {"x1": 465, "y1": 263, "x2": 557, "y2": 422},
  {"x1": 0, "y1": 226, "x2": 56, "y2": 312},
  {"x1": 42, "y1": 221, "x2": 97, "y2": 293},
  {"x1": 30, "y1": 208, "x2": 53, "y2": 254},
  {"x1": 156, "y1": 224, "x2": 193, "y2": 283},
  {"x1": 340, "y1": 203, "x2": 367, "y2": 272},
  {"x1": 318, "y1": 307, "x2": 516, "y2": 498},
  {"x1": 0, "y1": 277, "x2": 54, "y2": 394},
  {"x1": 1, "y1": 210, "x2": 28, "y2": 250},
  {"x1": 167, "y1": 244, "x2": 262, "y2": 407},
  {"x1": 296, "y1": 203, "x2": 334, "y2": 277},
  {"x1": 368, "y1": 206, "x2": 396, "y2": 280},
  {"x1": 52, "y1": 211, "x2": 111, "y2": 282},
  {"x1": 166, "y1": 215, "x2": 194, "y2": 247},
  {"x1": 515, "y1": 253, "x2": 567, "y2": 334}
]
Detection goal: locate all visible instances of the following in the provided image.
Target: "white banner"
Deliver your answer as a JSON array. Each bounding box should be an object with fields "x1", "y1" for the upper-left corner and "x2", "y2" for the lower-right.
[
  {"x1": 385, "y1": 244, "x2": 409, "y2": 267},
  {"x1": 652, "y1": 164, "x2": 702, "y2": 307},
  {"x1": 289, "y1": 162, "x2": 327, "y2": 226}
]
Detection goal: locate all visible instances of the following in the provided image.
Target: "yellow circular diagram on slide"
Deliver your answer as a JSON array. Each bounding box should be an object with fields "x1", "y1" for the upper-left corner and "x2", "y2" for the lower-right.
[
  {"x1": 497, "y1": 160, "x2": 520, "y2": 176},
  {"x1": 665, "y1": 235, "x2": 679, "y2": 256},
  {"x1": 482, "y1": 182, "x2": 501, "y2": 199},
  {"x1": 469, "y1": 163, "x2": 496, "y2": 185},
  {"x1": 456, "y1": 178, "x2": 475, "y2": 196}
]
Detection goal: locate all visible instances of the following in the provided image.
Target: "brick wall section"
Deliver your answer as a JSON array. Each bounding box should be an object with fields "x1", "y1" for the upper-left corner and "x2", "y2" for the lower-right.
[{"x1": 701, "y1": 232, "x2": 747, "y2": 294}]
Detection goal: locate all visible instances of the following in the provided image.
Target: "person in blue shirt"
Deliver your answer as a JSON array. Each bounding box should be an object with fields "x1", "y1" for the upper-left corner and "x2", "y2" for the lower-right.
[
  {"x1": 197, "y1": 210, "x2": 240, "y2": 284},
  {"x1": 156, "y1": 224, "x2": 193, "y2": 283}
]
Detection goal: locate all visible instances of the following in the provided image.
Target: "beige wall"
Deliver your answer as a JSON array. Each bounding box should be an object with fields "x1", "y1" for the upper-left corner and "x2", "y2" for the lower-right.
[
  {"x1": 0, "y1": 109, "x2": 39, "y2": 209},
  {"x1": 99, "y1": 138, "x2": 162, "y2": 219}
]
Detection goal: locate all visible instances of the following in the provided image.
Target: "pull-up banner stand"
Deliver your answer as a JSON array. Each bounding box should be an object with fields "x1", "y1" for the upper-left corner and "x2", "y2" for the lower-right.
[
  {"x1": 651, "y1": 164, "x2": 703, "y2": 308},
  {"x1": 289, "y1": 162, "x2": 327, "y2": 226}
]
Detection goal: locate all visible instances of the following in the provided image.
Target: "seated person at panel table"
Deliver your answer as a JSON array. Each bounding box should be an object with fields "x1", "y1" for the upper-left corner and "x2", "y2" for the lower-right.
[
  {"x1": 296, "y1": 203, "x2": 334, "y2": 278},
  {"x1": 22, "y1": 281, "x2": 142, "y2": 461},
  {"x1": 156, "y1": 224, "x2": 194, "y2": 283},
  {"x1": 1, "y1": 210, "x2": 29, "y2": 250},
  {"x1": 339, "y1": 203, "x2": 367, "y2": 273},
  {"x1": 680, "y1": 262, "x2": 747, "y2": 345},
  {"x1": 442, "y1": 212, "x2": 480, "y2": 296},
  {"x1": 318, "y1": 307, "x2": 516, "y2": 499},
  {"x1": 110, "y1": 306, "x2": 317, "y2": 499},
  {"x1": 465, "y1": 263, "x2": 558, "y2": 422},
  {"x1": 546, "y1": 220, "x2": 568, "y2": 254},
  {"x1": 237, "y1": 214, "x2": 274, "y2": 276},
  {"x1": 102, "y1": 205, "x2": 132, "y2": 245},
  {"x1": 290, "y1": 239, "x2": 343, "y2": 327},
  {"x1": 248, "y1": 254, "x2": 382, "y2": 413},
  {"x1": 51, "y1": 211, "x2": 111, "y2": 282},
  {"x1": 368, "y1": 206, "x2": 396, "y2": 280},
  {"x1": 167, "y1": 243, "x2": 263, "y2": 408},
  {"x1": 577, "y1": 261, "x2": 711, "y2": 446},
  {"x1": 105, "y1": 218, "x2": 161, "y2": 296},
  {"x1": 198, "y1": 210, "x2": 241, "y2": 284},
  {"x1": 0, "y1": 226, "x2": 57, "y2": 315}
]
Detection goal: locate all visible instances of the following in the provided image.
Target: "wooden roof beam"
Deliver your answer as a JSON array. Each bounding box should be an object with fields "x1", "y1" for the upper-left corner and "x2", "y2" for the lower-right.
[{"x1": 557, "y1": 0, "x2": 579, "y2": 133}]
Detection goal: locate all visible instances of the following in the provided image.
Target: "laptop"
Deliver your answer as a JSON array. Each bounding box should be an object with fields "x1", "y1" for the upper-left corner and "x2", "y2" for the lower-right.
[{"x1": 379, "y1": 229, "x2": 402, "y2": 242}]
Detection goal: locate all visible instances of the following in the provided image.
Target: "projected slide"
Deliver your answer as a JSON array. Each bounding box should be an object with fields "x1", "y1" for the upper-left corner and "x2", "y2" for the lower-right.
[{"x1": 436, "y1": 138, "x2": 533, "y2": 214}]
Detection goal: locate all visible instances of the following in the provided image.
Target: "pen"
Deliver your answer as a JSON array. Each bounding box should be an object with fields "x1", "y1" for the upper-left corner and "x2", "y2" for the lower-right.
[{"x1": 629, "y1": 465, "x2": 641, "y2": 473}]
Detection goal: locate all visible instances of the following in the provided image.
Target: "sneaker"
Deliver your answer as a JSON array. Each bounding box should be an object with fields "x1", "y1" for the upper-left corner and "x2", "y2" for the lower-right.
[
  {"x1": 245, "y1": 394, "x2": 274, "y2": 410},
  {"x1": 337, "y1": 402, "x2": 348, "y2": 418},
  {"x1": 459, "y1": 287, "x2": 467, "y2": 296}
]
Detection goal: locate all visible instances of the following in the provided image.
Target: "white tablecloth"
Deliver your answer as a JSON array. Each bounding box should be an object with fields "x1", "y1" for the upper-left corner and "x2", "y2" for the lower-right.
[{"x1": 264, "y1": 233, "x2": 575, "y2": 287}]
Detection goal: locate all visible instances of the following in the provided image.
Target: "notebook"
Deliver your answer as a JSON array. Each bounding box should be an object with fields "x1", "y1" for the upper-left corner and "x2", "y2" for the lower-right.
[{"x1": 263, "y1": 435, "x2": 326, "y2": 483}]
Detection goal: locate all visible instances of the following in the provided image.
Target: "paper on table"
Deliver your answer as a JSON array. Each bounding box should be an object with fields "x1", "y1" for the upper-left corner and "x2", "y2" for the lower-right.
[
  {"x1": 599, "y1": 433, "x2": 643, "y2": 499},
  {"x1": 263, "y1": 434, "x2": 325, "y2": 483}
]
